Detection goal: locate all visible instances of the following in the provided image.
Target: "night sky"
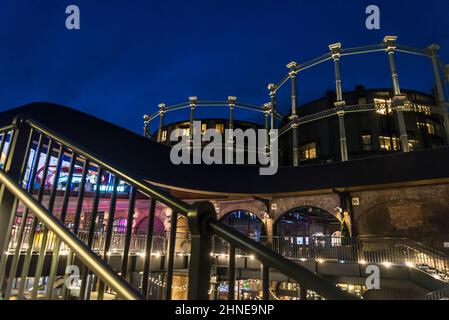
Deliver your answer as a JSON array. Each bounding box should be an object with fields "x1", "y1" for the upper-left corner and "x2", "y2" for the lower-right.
[{"x1": 1, "y1": 0, "x2": 448, "y2": 133}]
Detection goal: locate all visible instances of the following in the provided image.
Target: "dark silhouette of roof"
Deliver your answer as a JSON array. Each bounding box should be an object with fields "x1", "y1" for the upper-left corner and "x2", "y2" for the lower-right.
[{"x1": 2, "y1": 102, "x2": 449, "y2": 196}]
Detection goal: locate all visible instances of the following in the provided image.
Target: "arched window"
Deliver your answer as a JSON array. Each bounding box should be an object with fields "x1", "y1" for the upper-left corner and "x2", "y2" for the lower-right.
[
  {"x1": 219, "y1": 211, "x2": 265, "y2": 240},
  {"x1": 274, "y1": 206, "x2": 340, "y2": 238}
]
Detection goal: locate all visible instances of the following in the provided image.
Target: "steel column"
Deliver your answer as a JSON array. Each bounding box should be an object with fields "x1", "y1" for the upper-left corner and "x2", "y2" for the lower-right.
[
  {"x1": 287, "y1": 62, "x2": 300, "y2": 167},
  {"x1": 157, "y1": 104, "x2": 166, "y2": 142},
  {"x1": 384, "y1": 36, "x2": 410, "y2": 152},
  {"x1": 330, "y1": 43, "x2": 349, "y2": 162},
  {"x1": 429, "y1": 44, "x2": 449, "y2": 143}
]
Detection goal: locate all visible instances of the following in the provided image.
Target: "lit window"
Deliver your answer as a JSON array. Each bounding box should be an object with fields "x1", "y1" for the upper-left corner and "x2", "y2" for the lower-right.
[
  {"x1": 408, "y1": 139, "x2": 419, "y2": 151},
  {"x1": 361, "y1": 134, "x2": 372, "y2": 151},
  {"x1": 181, "y1": 127, "x2": 190, "y2": 137},
  {"x1": 380, "y1": 136, "x2": 400, "y2": 151},
  {"x1": 417, "y1": 121, "x2": 435, "y2": 135},
  {"x1": 391, "y1": 137, "x2": 400, "y2": 151},
  {"x1": 201, "y1": 123, "x2": 207, "y2": 135},
  {"x1": 300, "y1": 142, "x2": 317, "y2": 161},
  {"x1": 374, "y1": 98, "x2": 393, "y2": 115},
  {"x1": 161, "y1": 130, "x2": 167, "y2": 142},
  {"x1": 215, "y1": 124, "x2": 224, "y2": 133},
  {"x1": 379, "y1": 136, "x2": 392, "y2": 151}
]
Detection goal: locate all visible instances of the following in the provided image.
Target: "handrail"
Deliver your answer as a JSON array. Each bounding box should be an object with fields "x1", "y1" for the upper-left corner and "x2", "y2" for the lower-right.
[
  {"x1": 209, "y1": 222, "x2": 357, "y2": 300},
  {"x1": 0, "y1": 168, "x2": 144, "y2": 300}
]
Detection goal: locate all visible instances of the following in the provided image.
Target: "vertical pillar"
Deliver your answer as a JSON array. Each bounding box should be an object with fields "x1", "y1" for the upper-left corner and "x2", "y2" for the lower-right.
[
  {"x1": 188, "y1": 97, "x2": 198, "y2": 149},
  {"x1": 143, "y1": 115, "x2": 150, "y2": 138},
  {"x1": 228, "y1": 96, "x2": 236, "y2": 131},
  {"x1": 263, "y1": 103, "x2": 271, "y2": 156},
  {"x1": 384, "y1": 36, "x2": 410, "y2": 152},
  {"x1": 227, "y1": 96, "x2": 236, "y2": 147},
  {"x1": 287, "y1": 61, "x2": 300, "y2": 167},
  {"x1": 428, "y1": 44, "x2": 449, "y2": 143},
  {"x1": 268, "y1": 84, "x2": 277, "y2": 130},
  {"x1": 157, "y1": 103, "x2": 166, "y2": 142},
  {"x1": 330, "y1": 43, "x2": 348, "y2": 162}
]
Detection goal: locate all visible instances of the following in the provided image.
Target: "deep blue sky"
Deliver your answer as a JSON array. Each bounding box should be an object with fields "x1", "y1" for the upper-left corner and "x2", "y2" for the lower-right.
[{"x1": 1, "y1": 0, "x2": 448, "y2": 133}]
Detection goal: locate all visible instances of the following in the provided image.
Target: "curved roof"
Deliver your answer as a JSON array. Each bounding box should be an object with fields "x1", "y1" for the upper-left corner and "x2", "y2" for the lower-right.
[{"x1": 2, "y1": 102, "x2": 449, "y2": 197}]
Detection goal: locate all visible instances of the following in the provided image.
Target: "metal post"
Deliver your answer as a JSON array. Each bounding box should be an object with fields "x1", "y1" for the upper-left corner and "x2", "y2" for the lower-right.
[
  {"x1": 0, "y1": 119, "x2": 31, "y2": 261},
  {"x1": 263, "y1": 104, "x2": 271, "y2": 156},
  {"x1": 187, "y1": 202, "x2": 216, "y2": 300},
  {"x1": 428, "y1": 44, "x2": 449, "y2": 143},
  {"x1": 330, "y1": 43, "x2": 349, "y2": 162},
  {"x1": 143, "y1": 115, "x2": 151, "y2": 138},
  {"x1": 261, "y1": 264, "x2": 270, "y2": 300},
  {"x1": 227, "y1": 97, "x2": 237, "y2": 162},
  {"x1": 384, "y1": 36, "x2": 410, "y2": 152},
  {"x1": 157, "y1": 103, "x2": 166, "y2": 142},
  {"x1": 268, "y1": 84, "x2": 277, "y2": 130},
  {"x1": 287, "y1": 61, "x2": 300, "y2": 167},
  {"x1": 227, "y1": 243, "x2": 235, "y2": 300},
  {"x1": 188, "y1": 97, "x2": 197, "y2": 149}
]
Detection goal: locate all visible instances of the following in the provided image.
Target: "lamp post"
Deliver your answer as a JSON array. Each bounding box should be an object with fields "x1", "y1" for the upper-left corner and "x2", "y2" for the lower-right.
[
  {"x1": 428, "y1": 44, "x2": 449, "y2": 144},
  {"x1": 330, "y1": 43, "x2": 348, "y2": 162},
  {"x1": 383, "y1": 36, "x2": 410, "y2": 153},
  {"x1": 287, "y1": 61, "x2": 300, "y2": 167},
  {"x1": 157, "y1": 103, "x2": 166, "y2": 142}
]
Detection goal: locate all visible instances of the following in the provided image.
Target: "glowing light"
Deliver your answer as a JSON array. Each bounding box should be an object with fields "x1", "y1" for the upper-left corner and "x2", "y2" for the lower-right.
[
  {"x1": 300, "y1": 258, "x2": 307, "y2": 262},
  {"x1": 405, "y1": 261, "x2": 414, "y2": 268},
  {"x1": 249, "y1": 255, "x2": 255, "y2": 260},
  {"x1": 317, "y1": 259, "x2": 324, "y2": 264},
  {"x1": 358, "y1": 260, "x2": 367, "y2": 265},
  {"x1": 383, "y1": 262, "x2": 391, "y2": 268}
]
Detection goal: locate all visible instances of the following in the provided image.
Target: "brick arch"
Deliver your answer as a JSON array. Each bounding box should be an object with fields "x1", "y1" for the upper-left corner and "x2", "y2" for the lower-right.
[
  {"x1": 272, "y1": 195, "x2": 341, "y2": 222},
  {"x1": 216, "y1": 201, "x2": 267, "y2": 221}
]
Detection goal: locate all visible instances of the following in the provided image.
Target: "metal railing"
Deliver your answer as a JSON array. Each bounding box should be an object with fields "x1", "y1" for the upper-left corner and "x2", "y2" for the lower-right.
[
  {"x1": 212, "y1": 236, "x2": 449, "y2": 281},
  {"x1": 424, "y1": 286, "x2": 449, "y2": 300},
  {"x1": 0, "y1": 116, "x2": 355, "y2": 300}
]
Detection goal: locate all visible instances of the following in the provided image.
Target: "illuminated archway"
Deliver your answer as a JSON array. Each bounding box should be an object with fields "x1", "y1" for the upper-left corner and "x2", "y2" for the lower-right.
[
  {"x1": 219, "y1": 210, "x2": 266, "y2": 240},
  {"x1": 274, "y1": 206, "x2": 340, "y2": 237}
]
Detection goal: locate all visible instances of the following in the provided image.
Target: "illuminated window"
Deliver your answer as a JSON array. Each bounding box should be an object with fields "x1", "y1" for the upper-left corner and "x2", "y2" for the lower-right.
[
  {"x1": 380, "y1": 136, "x2": 400, "y2": 151},
  {"x1": 391, "y1": 137, "x2": 400, "y2": 151},
  {"x1": 379, "y1": 136, "x2": 392, "y2": 151},
  {"x1": 201, "y1": 123, "x2": 207, "y2": 135},
  {"x1": 160, "y1": 130, "x2": 167, "y2": 142},
  {"x1": 361, "y1": 134, "x2": 372, "y2": 151},
  {"x1": 300, "y1": 142, "x2": 317, "y2": 161},
  {"x1": 215, "y1": 123, "x2": 224, "y2": 133},
  {"x1": 181, "y1": 127, "x2": 190, "y2": 137},
  {"x1": 417, "y1": 121, "x2": 435, "y2": 135},
  {"x1": 374, "y1": 98, "x2": 393, "y2": 115},
  {"x1": 408, "y1": 139, "x2": 419, "y2": 151}
]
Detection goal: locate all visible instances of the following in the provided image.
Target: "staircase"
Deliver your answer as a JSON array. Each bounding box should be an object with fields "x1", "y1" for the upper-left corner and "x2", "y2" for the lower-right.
[{"x1": 0, "y1": 114, "x2": 355, "y2": 300}]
